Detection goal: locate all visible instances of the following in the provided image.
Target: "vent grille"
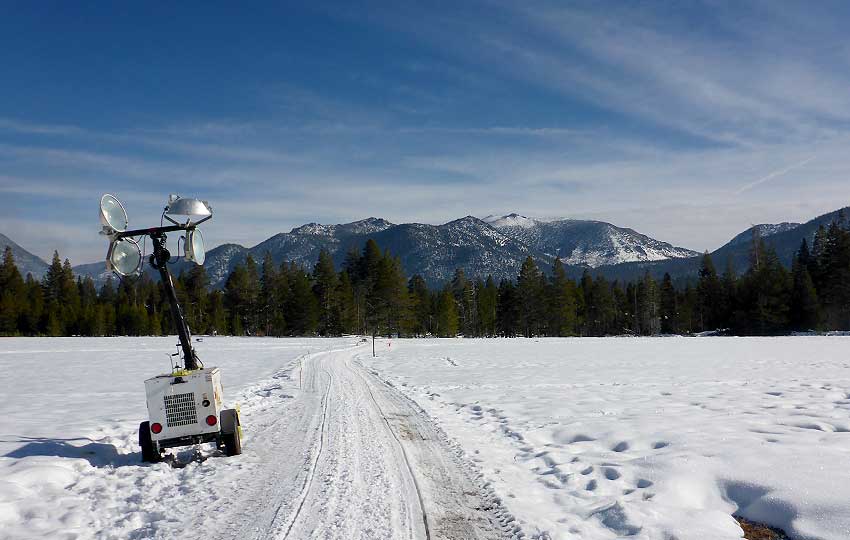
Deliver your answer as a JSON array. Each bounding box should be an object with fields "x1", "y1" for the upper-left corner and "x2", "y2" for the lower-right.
[{"x1": 164, "y1": 392, "x2": 198, "y2": 427}]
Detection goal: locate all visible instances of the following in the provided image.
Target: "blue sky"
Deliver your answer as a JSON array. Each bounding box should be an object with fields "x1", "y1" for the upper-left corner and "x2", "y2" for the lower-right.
[{"x1": 2, "y1": 1, "x2": 850, "y2": 263}]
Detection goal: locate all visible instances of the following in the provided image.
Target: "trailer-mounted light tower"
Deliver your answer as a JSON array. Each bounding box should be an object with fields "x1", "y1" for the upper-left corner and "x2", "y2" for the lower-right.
[{"x1": 99, "y1": 193, "x2": 242, "y2": 462}]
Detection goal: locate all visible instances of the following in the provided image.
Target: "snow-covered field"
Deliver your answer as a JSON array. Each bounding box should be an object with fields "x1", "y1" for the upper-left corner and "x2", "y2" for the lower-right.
[
  {"x1": 0, "y1": 336, "x2": 356, "y2": 540},
  {"x1": 2, "y1": 336, "x2": 850, "y2": 540},
  {"x1": 364, "y1": 337, "x2": 850, "y2": 540}
]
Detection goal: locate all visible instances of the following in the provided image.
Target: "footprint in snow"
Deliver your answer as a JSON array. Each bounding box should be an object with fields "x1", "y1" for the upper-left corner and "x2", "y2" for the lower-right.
[
  {"x1": 603, "y1": 468, "x2": 621, "y2": 481},
  {"x1": 611, "y1": 441, "x2": 630, "y2": 452}
]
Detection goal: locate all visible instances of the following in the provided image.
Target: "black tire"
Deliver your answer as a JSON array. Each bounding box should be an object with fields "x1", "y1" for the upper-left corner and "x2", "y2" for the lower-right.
[
  {"x1": 139, "y1": 421, "x2": 162, "y2": 463},
  {"x1": 221, "y1": 409, "x2": 243, "y2": 457}
]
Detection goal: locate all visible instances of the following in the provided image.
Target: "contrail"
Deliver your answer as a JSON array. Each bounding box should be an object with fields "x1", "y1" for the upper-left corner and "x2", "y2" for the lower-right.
[{"x1": 736, "y1": 156, "x2": 815, "y2": 195}]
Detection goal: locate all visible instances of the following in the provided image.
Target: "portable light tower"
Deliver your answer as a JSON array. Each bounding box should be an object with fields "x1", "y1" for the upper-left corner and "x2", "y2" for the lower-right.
[{"x1": 99, "y1": 194, "x2": 242, "y2": 463}]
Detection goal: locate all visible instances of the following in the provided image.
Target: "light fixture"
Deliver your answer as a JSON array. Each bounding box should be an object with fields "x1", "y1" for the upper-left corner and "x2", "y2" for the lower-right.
[
  {"x1": 107, "y1": 238, "x2": 142, "y2": 276},
  {"x1": 185, "y1": 229, "x2": 206, "y2": 265},
  {"x1": 97, "y1": 192, "x2": 213, "y2": 372},
  {"x1": 99, "y1": 194, "x2": 128, "y2": 233},
  {"x1": 164, "y1": 195, "x2": 212, "y2": 226}
]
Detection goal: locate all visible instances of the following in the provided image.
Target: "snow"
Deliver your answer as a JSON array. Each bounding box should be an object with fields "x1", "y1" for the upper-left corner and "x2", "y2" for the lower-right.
[
  {"x1": 483, "y1": 213, "x2": 539, "y2": 229},
  {"x1": 726, "y1": 223, "x2": 801, "y2": 248},
  {"x1": 4, "y1": 336, "x2": 850, "y2": 539},
  {"x1": 290, "y1": 222, "x2": 338, "y2": 236},
  {"x1": 363, "y1": 337, "x2": 850, "y2": 540},
  {"x1": 0, "y1": 336, "x2": 355, "y2": 540},
  {"x1": 0, "y1": 336, "x2": 511, "y2": 540}
]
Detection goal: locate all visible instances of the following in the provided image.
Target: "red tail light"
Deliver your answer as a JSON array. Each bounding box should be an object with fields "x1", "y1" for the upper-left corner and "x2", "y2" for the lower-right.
[
  {"x1": 206, "y1": 415, "x2": 218, "y2": 426},
  {"x1": 151, "y1": 423, "x2": 163, "y2": 434}
]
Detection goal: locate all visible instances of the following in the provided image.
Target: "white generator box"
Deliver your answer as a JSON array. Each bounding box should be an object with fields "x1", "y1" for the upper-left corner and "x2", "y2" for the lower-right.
[{"x1": 144, "y1": 367, "x2": 223, "y2": 442}]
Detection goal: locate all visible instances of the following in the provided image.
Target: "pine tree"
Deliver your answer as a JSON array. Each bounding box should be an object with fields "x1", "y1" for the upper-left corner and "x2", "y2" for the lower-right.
[
  {"x1": 243, "y1": 256, "x2": 261, "y2": 334},
  {"x1": 313, "y1": 250, "x2": 340, "y2": 335},
  {"x1": 0, "y1": 247, "x2": 24, "y2": 334},
  {"x1": 336, "y1": 271, "x2": 357, "y2": 335},
  {"x1": 182, "y1": 265, "x2": 209, "y2": 334},
  {"x1": 584, "y1": 275, "x2": 616, "y2": 336},
  {"x1": 517, "y1": 256, "x2": 544, "y2": 337},
  {"x1": 258, "y1": 252, "x2": 277, "y2": 335},
  {"x1": 407, "y1": 275, "x2": 432, "y2": 336},
  {"x1": 208, "y1": 290, "x2": 228, "y2": 335},
  {"x1": 450, "y1": 269, "x2": 476, "y2": 335},
  {"x1": 476, "y1": 276, "x2": 498, "y2": 337},
  {"x1": 736, "y1": 240, "x2": 791, "y2": 335},
  {"x1": 790, "y1": 246, "x2": 820, "y2": 331},
  {"x1": 99, "y1": 278, "x2": 117, "y2": 336},
  {"x1": 696, "y1": 252, "x2": 722, "y2": 331},
  {"x1": 435, "y1": 287, "x2": 458, "y2": 337},
  {"x1": 224, "y1": 264, "x2": 249, "y2": 335},
  {"x1": 818, "y1": 221, "x2": 850, "y2": 329},
  {"x1": 22, "y1": 274, "x2": 43, "y2": 335},
  {"x1": 269, "y1": 261, "x2": 290, "y2": 336},
  {"x1": 637, "y1": 272, "x2": 660, "y2": 335},
  {"x1": 42, "y1": 251, "x2": 65, "y2": 334},
  {"x1": 548, "y1": 258, "x2": 578, "y2": 336},
  {"x1": 286, "y1": 264, "x2": 319, "y2": 335},
  {"x1": 659, "y1": 273, "x2": 677, "y2": 334},
  {"x1": 369, "y1": 252, "x2": 409, "y2": 336},
  {"x1": 496, "y1": 279, "x2": 518, "y2": 336},
  {"x1": 60, "y1": 259, "x2": 81, "y2": 334}
]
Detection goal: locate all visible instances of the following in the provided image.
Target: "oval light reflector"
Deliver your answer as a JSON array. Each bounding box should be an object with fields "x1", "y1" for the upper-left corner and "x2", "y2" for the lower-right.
[
  {"x1": 99, "y1": 194, "x2": 128, "y2": 232},
  {"x1": 108, "y1": 238, "x2": 142, "y2": 276},
  {"x1": 185, "y1": 229, "x2": 206, "y2": 265}
]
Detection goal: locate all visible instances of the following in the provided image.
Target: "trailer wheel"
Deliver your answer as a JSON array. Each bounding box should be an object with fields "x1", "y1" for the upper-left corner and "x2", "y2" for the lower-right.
[
  {"x1": 139, "y1": 421, "x2": 162, "y2": 463},
  {"x1": 221, "y1": 409, "x2": 242, "y2": 457}
]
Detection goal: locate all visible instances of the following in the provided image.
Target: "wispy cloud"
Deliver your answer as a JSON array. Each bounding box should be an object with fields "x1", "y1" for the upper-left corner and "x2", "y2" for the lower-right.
[{"x1": 735, "y1": 156, "x2": 817, "y2": 195}]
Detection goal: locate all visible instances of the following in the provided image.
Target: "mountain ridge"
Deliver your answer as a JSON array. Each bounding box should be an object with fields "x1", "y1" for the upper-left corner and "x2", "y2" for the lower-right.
[{"x1": 5, "y1": 208, "x2": 844, "y2": 289}]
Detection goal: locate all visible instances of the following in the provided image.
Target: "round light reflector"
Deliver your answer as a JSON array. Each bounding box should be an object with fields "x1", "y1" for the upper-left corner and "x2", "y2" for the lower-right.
[
  {"x1": 99, "y1": 194, "x2": 128, "y2": 232},
  {"x1": 205, "y1": 415, "x2": 217, "y2": 426},
  {"x1": 185, "y1": 229, "x2": 206, "y2": 265},
  {"x1": 108, "y1": 238, "x2": 142, "y2": 276},
  {"x1": 166, "y1": 196, "x2": 212, "y2": 218},
  {"x1": 151, "y1": 422, "x2": 163, "y2": 434}
]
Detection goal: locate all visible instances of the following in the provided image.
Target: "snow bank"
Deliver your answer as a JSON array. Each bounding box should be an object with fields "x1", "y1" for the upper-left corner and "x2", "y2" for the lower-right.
[{"x1": 363, "y1": 337, "x2": 850, "y2": 540}]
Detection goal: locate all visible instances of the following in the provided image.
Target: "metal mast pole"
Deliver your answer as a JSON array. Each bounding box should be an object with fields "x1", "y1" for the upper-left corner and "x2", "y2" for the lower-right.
[{"x1": 150, "y1": 232, "x2": 198, "y2": 370}]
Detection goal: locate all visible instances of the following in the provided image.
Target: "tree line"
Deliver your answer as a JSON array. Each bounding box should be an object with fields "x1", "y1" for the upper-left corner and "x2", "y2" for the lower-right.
[{"x1": 1, "y1": 218, "x2": 849, "y2": 338}]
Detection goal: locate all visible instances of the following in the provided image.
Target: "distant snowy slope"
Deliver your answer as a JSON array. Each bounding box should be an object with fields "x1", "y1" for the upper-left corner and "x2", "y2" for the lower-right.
[
  {"x1": 482, "y1": 213, "x2": 538, "y2": 229},
  {"x1": 0, "y1": 232, "x2": 49, "y2": 279},
  {"x1": 483, "y1": 213, "x2": 699, "y2": 267},
  {"x1": 723, "y1": 222, "x2": 801, "y2": 248},
  {"x1": 367, "y1": 216, "x2": 537, "y2": 284}
]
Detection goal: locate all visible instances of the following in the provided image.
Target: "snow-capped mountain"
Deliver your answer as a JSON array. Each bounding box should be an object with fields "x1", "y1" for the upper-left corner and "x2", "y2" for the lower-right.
[
  {"x1": 365, "y1": 216, "x2": 532, "y2": 284},
  {"x1": 289, "y1": 217, "x2": 394, "y2": 238},
  {"x1": 723, "y1": 222, "x2": 801, "y2": 249},
  {"x1": 182, "y1": 216, "x2": 537, "y2": 288},
  {"x1": 9, "y1": 208, "x2": 845, "y2": 288},
  {"x1": 483, "y1": 213, "x2": 699, "y2": 267},
  {"x1": 482, "y1": 213, "x2": 538, "y2": 229},
  {"x1": 58, "y1": 214, "x2": 699, "y2": 288}
]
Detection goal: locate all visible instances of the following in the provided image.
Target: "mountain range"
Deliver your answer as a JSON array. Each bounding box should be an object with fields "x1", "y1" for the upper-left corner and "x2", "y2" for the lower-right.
[{"x1": 2, "y1": 208, "x2": 847, "y2": 288}]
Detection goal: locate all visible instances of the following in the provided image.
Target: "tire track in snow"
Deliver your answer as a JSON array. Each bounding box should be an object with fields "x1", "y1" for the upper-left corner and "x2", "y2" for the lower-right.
[
  {"x1": 345, "y1": 361, "x2": 432, "y2": 540},
  {"x1": 273, "y1": 367, "x2": 334, "y2": 540}
]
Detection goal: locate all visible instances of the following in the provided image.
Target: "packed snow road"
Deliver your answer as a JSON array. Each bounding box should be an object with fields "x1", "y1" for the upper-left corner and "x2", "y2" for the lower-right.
[
  {"x1": 198, "y1": 345, "x2": 512, "y2": 540},
  {"x1": 0, "y1": 338, "x2": 514, "y2": 540}
]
